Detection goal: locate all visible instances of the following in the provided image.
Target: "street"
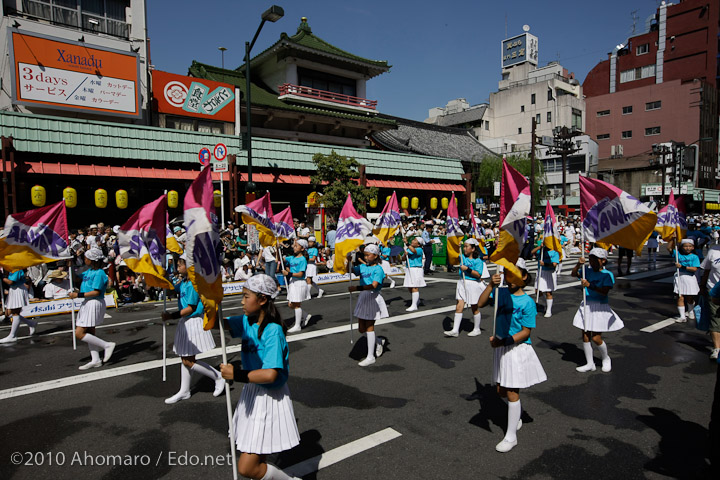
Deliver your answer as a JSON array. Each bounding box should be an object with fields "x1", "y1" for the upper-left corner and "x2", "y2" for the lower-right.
[{"x1": 0, "y1": 251, "x2": 716, "y2": 479}]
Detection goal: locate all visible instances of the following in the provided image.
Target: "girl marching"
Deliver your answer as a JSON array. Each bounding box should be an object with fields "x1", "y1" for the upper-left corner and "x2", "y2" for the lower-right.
[
  {"x1": 478, "y1": 258, "x2": 547, "y2": 453},
  {"x1": 0, "y1": 268, "x2": 37, "y2": 343},
  {"x1": 161, "y1": 254, "x2": 224, "y2": 404},
  {"x1": 283, "y1": 239, "x2": 312, "y2": 333},
  {"x1": 304, "y1": 236, "x2": 325, "y2": 299},
  {"x1": 403, "y1": 237, "x2": 426, "y2": 312},
  {"x1": 571, "y1": 248, "x2": 624, "y2": 373},
  {"x1": 380, "y1": 241, "x2": 397, "y2": 289},
  {"x1": 68, "y1": 248, "x2": 116, "y2": 370},
  {"x1": 220, "y1": 274, "x2": 301, "y2": 480},
  {"x1": 532, "y1": 243, "x2": 560, "y2": 318},
  {"x1": 445, "y1": 238, "x2": 487, "y2": 337},
  {"x1": 667, "y1": 237, "x2": 700, "y2": 322},
  {"x1": 348, "y1": 244, "x2": 389, "y2": 366}
]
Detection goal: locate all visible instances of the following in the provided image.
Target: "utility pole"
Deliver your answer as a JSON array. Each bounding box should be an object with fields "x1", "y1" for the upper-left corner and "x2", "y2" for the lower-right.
[
  {"x1": 652, "y1": 144, "x2": 672, "y2": 206},
  {"x1": 530, "y1": 117, "x2": 537, "y2": 218},
  {"x1": 547, "y1": 126, "x2": 582, "y2": 207}
]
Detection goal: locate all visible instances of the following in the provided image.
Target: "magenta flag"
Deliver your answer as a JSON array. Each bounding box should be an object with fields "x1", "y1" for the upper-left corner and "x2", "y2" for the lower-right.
[{"x1": 272, "y1": 206, "x2": 295, "y2": 242}]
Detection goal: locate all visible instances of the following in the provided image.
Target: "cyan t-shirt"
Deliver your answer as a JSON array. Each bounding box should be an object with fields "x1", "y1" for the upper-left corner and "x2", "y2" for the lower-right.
[
  {"x1": 174, "y1": 278, "x2": 203, "y2": 318},
  {"x1": 79, "y1": 268, "x2": 108, "y2": 295},
  {"x1": 536, "y1": 249, "x2": 560, "y2": 271},
  {"x1": 675, "y1": 249, "x2": 700, "y2": 276},
  {"x1": 491, "y1": 289, "x2": 536, "y2": 344},
  {"x1": 307, "y1": 247, "x2": 319, "y2": 263},
  {"x1": 227, "y1": 314, "x2": 289, "y2": 389},
  {"x1": 8, "y1": 270, "x2": 25, "y2": 288},
  {"x1": 406, "y1": 248, "x2": 423, "y2": 268},
  {"x1": 380, "y1": 245, "x2": 391, "y2": 260},
  {"x1": 459, "y1": 255, "x2": 485, "y2": 283},
  {"x1": 582, "y1": 266, "x2": 614, "y2": 304},
  {"x1": 284, "y1": 255, "x2": 307, "y2": 280},
  {"x1": 353, "y1": 264, "x2": 385, "y2": 292}
]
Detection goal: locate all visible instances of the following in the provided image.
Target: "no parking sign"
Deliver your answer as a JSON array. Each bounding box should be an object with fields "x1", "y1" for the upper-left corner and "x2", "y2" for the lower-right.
[{"x1": 198, "y1": 148, "x2": 211, "y2": 166}]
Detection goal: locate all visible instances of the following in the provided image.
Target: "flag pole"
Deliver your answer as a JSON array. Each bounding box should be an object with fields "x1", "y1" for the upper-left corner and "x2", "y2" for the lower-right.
[
  {"x1": 69, "y1": 262, "x2": 77, "y2": 350},
  {"x1": 0, "y1": 268, "x2": 6, "y2": 319},
  {"x1": 535, "y1": 256, "x2": 541, "y2": 303},
  {"x1": 162, "y1": 255, "x2": 168, "y2": 382},
  {"x1": 217, "y1": 305, "x2": 238, "y2": 480},
  {"x1": 460, "y1": 252, "x2": 469, "y2": 309},
  {"x1": 581, "y1": 224, "x2": 588, "y2": 332},
  {"x1": 347, "y1": 255, "x2": 354, "y2": 344}
]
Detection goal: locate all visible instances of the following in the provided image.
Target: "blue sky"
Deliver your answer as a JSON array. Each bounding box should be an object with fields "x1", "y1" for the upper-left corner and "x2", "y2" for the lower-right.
[{"x1": 148, "y1": 0, "x2": 664, "y2": 121}]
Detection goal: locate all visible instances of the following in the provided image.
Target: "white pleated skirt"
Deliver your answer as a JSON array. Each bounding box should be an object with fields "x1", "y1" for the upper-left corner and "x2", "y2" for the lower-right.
[
  {"x1": 403, "y1": 267, "x2": 426, "y2": 288},
  {"x1": 493, "y1": 343, "x2": 547, "y2": 389},
  {"x1": 674, "y1": 274, "x2": 700, "y2": 296},
  {"x1": 76, "y1": 298, "x2": 106, "y2": 327},
  {"x1": 572, "y1": 301, "x2": 625, "y2": 332},
  {"x1": 455, "y1": 279, "x2": 486, "y2": 304},
  {"x1": 287, "y1": 278, "x2": 308, "y2": 303},
  {"x1": 173, "y1": 315, "x2": 216, "y2": 356},
  {"x1": 381, "y1": 260, "x2": 392, "y2": 275},
  {"x1": 306, "y1": 264, "x2": 317, "y2": 278},
  {"x1": 6, "y1": 286, "x2": 29, "y2": 309},
  {"x1": 537, "y1": 269, "x2": 557, "y2": 292},
  {"x1": 233, "y1": 382, "x2": 300, "y2": 455},
  {"x1": 353, "y1": 290, "x2": 389, "y2": 321}
]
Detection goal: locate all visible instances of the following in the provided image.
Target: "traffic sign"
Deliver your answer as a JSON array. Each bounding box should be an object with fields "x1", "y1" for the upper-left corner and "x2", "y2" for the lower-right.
[
  {"x1": 198, "y1": 147, "x2": 211, "y2": 166},
  {"x1": 212, "y1": 161, "x2": 228, "y2": 172},
  {"x1": 213, "y1": 143, "x2": 227, "y2": 161}
]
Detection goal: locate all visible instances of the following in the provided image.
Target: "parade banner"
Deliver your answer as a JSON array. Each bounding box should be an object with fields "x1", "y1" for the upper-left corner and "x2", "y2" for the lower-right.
[
  {"x1": 542, "y1": 200, "x2": 563, "y2": 261},
  {"x1": 118, "y1": 196, "x2": 173, "y2": 289},
  {"x1": 469, "y1": 205, "x2": 488, "y2": 255},
  {"x1": 166, "y1": 225, "x2": 183, "y2": 255},
  {"x1": 446, "y1": 192, "x2": 463, "y2": 265},
  {"x1": 272, "y1": 207, "x2": 295, "y2": 242},
  {"x1": 0, "y1": 200, "x2": 72, "y2": 270},
  {"x1": 333, "y1": 193, "x2": 373, "y2": 274},
  {"x1": 22, "y1": 294, "x2": 116, "y2": 318},
  {"x1": 580, "y1": 175, "x2": 657, "y2": 255},
  {"x1": 184, "y1": 167, "x2": 223, "y2": 330},
  {"x1": 489, "y1": 160, "x2": 530, "y2": 286},
  {"x1": 235, "y1": 193, "x2": 276, "y2": 247},
  {"x1": 655, "y1": 190, "x2": 687, "y2": 242},
  {"x1": 373, "y1": 192, "x2": 401, "y2": 246}
]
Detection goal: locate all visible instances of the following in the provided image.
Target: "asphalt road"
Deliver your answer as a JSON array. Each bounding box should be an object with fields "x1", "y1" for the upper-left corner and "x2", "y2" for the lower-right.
[{"x1": 0, "y1": 252, "x2": 717, "y2": 479}]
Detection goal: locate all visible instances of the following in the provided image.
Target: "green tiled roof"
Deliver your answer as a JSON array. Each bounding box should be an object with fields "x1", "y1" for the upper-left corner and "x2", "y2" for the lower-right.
[
  {"x1": 0, "y1": 112, "x2": 464, "y2": 181},
  {"x1": 188, "y1": 61, "x2": 395, "y2": 126}
]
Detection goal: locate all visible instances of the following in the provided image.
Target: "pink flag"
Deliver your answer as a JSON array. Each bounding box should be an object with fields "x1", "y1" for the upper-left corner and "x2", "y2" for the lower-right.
[
  {"x1": 272, "y1": 206, "x2": 295, "y2": 242},
  {"x1": 469, "y1": 205, "x2": 487, "y2": 255},
  {"x1": 0, "y1": 200, "x2": 72, "y2": 270},
  {"x1": 372, "y1": 192, "x2": 401, "y2": 245},
  {"x1": 446, "y1": 192, "x2": 463, "y2": 265},
  {"x1": 499, "y1": 160, "x2": 530, "y2": 223},
  {"x1": 333, "y1": 193, "x2": 372, "y2": 274},
  {"x1": 235, "y1": 192, "x2": 275, "y2": 243},
  {"x1": 656, "y1": 190, "x2": 688, "y2": 242},
  {"x1": 184, "y1": 167, "x2": 223, "y2": 329}
]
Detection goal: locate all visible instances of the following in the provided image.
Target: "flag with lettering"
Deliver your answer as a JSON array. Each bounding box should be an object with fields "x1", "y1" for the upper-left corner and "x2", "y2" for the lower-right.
[
  {"x1": 272, "y1": 206, "x2": 295, "y2": 242},
  {"x1": 542, "y1": 200, "x2": 563, "y2": 261},
  {"x1": 373, "y1": 192, "x2": 401, "y2": 246},
  {"x1": 184, "y1": 167, "x2": 223, "y2": 330},
  {"x1": 333, "y1": 193, "x2": 373, "y2": 274},
  {"x1": 0, "y1": 200, "x2": 72, "y2": 270},
  {"x1": 446, "y1": 192, "x2": 464, "y2": 265},
  {"x1": 235, "y1": 192, "x2": 276, "y2": 247},
  {"x1": 580, "y1": 175, "x2": 657, "y2": 255},
  {"x1": 118, "y1": 196, "x2": 173, "y2": 289},
  {"x1": 489, "y1": 160, "x2": 530, "y2": 286},
  {"x1": 655, "y1": 190, "x2": 687, "y2": 242},
  {"x1": 469, "y1": 204, "x2": 487, "y2": 255},
  {"x1": 166, "y1": 224, "x2": 183, "y2": 255}
]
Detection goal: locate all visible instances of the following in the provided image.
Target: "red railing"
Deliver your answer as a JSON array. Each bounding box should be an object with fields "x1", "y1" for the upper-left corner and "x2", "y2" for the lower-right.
[{"x1": 278, "y1": 83, "x2": 377, "y2": 110}]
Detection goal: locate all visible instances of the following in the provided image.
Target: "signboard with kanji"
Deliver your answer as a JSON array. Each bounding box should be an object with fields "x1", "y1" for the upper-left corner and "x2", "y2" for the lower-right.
[
  {"x1": 153, "y1": 70, "x2": 235, "y2": 122},
  {"x1": 501, "y1": 33, "x2": 538, "y2": 68},
  {"x1": 9, "y1": 30, "x2": 141, "y2": 118}
]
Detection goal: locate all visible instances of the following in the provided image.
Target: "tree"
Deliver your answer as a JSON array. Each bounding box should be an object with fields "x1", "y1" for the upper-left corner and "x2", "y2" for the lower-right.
[
  {"x1": 475, "y1": 153, "x2": 545, "y2": 212},
  {"x1": 310, "y1": 150, "x2": 378, "y2": 214}
]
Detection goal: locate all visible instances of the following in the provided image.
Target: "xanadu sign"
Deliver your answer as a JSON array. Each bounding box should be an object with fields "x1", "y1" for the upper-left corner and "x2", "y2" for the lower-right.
[{"x1": 153, "y1": 70, "x2": 236, "y2": 122}]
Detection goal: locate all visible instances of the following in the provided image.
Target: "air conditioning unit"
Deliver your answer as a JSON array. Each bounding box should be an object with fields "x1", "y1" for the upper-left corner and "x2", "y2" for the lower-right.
[
  {"x1": 125, "y1": 6, "x2": 133, "y2": 25},
  {"x1": 610, "y1": 145, "x2": 616, "y2": 156},
  {"x1": 617, "y1": 144, "x2": 624, "y2": 156}
]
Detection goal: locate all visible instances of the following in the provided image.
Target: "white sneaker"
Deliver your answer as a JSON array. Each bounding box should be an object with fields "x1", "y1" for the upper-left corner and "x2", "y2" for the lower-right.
[
  {"x1": 517, "y1": 419, "x2": 523, "y2": 431},
  {"x1": 103, "y1": 342, "x2": 116, "y2": 363},
  {"x1": 389, "y1": 282, "x2": 396, "y2": 289},
  {"x1": 687, "y1": 309, "x2": 696, "y2": 320},
  {"x1": 287, "y1": 323, "x2": 302, "y2": 333},
  {"x1": 576, "y1": 363, "x2": 596, "y2": 373},
  {"x1": 0, "y1": 335, "x2": 17, "y2": 344},
  {"x1": 78, "y1": 360, "x2": 102, "y2": 370},
  {"x1": 676, "y1": 316, "x2": 687, "y2": 323},
  {"x1": 443, "y1": 330, "x2": 459, "y2": 338},
  {"x1": 601, "y1": 357, "x2": 612, "y2": 372},
  {"x1": 164, "y1": 391, "x2": 191, "y2": 404},
  {"x1": 358, "y1": 357, "x2": 376, "y2": 367},
  {"x1": 406, "y1": 306, "x2": 418, "y2": 312},
  {"x1": 213, "y1": 377, "x2": 226, "y2": 397},
  {"x1": 375, "y1": 338, "x2": 386, "y2": 358},
  {"x1": 543, "y1": 312, "x2": 552, "y2": 318},
  {"x1": 317, "y1": 289, "x2": 324, "y2": 298},
  {"x1": 303, "y1": 313, "x2": 312, "y2": 327},
  {"x1": 28, "y1": 324, "x2": 36, "y2": 335},
  {"x1": 495, "y1": 439, "x2": 517, "y2": 453},
  {"x1": 710, "y1": 348, "x2": 719, "y2": 360},
  {"x1": 467, "y1": 329, "x2": 482, "y2": 337}
]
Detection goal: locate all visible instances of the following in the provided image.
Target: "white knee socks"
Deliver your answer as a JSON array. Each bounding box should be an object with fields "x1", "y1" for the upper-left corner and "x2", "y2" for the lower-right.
[
  {"x1": 366, "y1": 331, "x2": 376, "y2": 361},
  {"x1": 411, "y1": 291, "x2": 419, "y2": 308},
  {"x1": 678, "y1": 306, "x2": 686, "y2": 319},
  {"x1": 8, "y1": 315, "x2": 21, "y2": 338},
  {"x1": 545, "y1": 299, "x2": 553, "y2": 315},
  {"x1": 192, "y1": 361, "x2": 220, "y2": 380},
  {"x1": 82, "y1": 333, "x2": 109, "y2": 350},
  {"x1": 389, "y1": 277, "x2": 396, "y2": 288},
  {"x1": 262, "y1": 463, "x2": 294, "y2": 480},
  {"x1": 472, "y1": 312, "x2": 481, "y2": 332},
  {"x1": 504, "y1": 400, "x2": 522, "y2": 443},
  {"x1": 180, "y1": 363, "x2": 192, "y2": 394},
  {"x1": 576, "y1": 341, "x2": 596, "y2": 372},
  {"x1": 597, "y1": 341, "x2": 612, "y2": 372},
  {"x1": 451, "y1": 312, "x2": 462, "y2": 333}
]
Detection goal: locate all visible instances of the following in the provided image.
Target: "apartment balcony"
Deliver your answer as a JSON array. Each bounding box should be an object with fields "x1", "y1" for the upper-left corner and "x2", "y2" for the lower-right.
[{"x1": 278, "y1": 84, "x2": 378, "y2": 114}]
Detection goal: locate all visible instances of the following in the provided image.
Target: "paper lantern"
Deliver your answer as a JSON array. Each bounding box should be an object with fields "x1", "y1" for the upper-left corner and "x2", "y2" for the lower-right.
[
  {"x1": 167, "y1": 190, "x2": 179, "y2": 209},
  {"x1": 31, "y1": 185, "x2": 46, "y2": 207},
  {"x1": 63, "y1": 187, "x2": 77, "y2": 208},
  {"x1": 369, "y1": 197, "x2": 378, "y2": 209},
  {"x1": 116, "y1": 189, "x2": 128, "y2": 209},
  {"x1": 401, "y1": 196, "x2": 409, "y2": 209},
  {"x1": 214, "y1": 189, "x2": 222, "y2": 208},
  {"x1": 95, "y1": 189, "x2": 108, "y2": 208},
  {"x1": 386, "y1": 195, "x2": 391, "y2": 204},
  {"x1": 430, "y1": 197, "x2": 438, "y2": 210},
  {"x1": 411, "y1": 197, "x2": 419, "y2": 210},
  {"x1": 441, "y1": 197, "x2": 449, "y2": 209}
]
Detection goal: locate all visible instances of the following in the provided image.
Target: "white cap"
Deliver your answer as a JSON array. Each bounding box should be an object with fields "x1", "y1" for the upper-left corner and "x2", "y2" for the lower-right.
[
  {"x1": 89, "y1": 224, "x2": 98, "y2": 229},
  {"x1": 681, "y1": 238, "x2": 694, "y2": 245},
  {"x1": 464, "y1": 238, "x2": 479, "y2": 246},
  {"x1": 364, "y1": 244, "x2": 380, "y2": 255},
  {"x1": 308, "y1": 236, "x2": 316, "y2": 242},
  {"x1": 84, "y1": 248, "x2": 104, "y2": 261},
  {"x1": 245, "y1": 274, "x2": 279, "y2": 299},
  {"x1": 516, "y1": 258, "x2": 527, "y2": 270},
  {"x1": 415, "y1": 237, "x2": 426, "y2": 246},
  {"x1": 589, "y1": 247, "x2": 608, "y2": 259},
  {"x1": 296, "y1": 239, "x2": 308, "y2": 249}
]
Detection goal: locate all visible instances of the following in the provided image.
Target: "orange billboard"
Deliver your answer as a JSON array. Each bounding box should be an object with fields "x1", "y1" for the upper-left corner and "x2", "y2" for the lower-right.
[
  {"x1": 153, "y1": 70, "x2": 236, "y2": 123},
  {"x1": 10, "y1": 30, "x2": 141, "y2": 118}
]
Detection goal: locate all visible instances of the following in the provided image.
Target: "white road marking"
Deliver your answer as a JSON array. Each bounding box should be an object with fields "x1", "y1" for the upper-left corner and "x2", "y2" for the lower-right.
[
  {"x1": 621, "y1": 267, "x2": 676, "y2": 280},
  {"x1": 103, "y1": 314, "x2": 112, "y2": 318},
  {"x1": 284, "y1": 428, "x2": 402, "y2": 478},
  {"x1": 640, "y1": 318, "x2": 679, "y2": 333}
]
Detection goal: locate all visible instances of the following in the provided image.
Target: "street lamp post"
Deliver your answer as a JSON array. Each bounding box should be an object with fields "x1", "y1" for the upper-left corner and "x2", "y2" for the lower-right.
[
  {"x1": 243, "y1": 5, "x2": 284, "y2": 202},
  {"x1": 218, "y1": 46, "x2": 227, "y2": 69}
]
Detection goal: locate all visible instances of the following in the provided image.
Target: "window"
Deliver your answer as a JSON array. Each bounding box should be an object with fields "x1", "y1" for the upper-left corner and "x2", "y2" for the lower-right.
[
  {"x1": 484, "y1": 120, "x2": 489, "y2": 131},
  {"x1": 548, "y1": 88, "x2": 554, "y2": 101},
  {"x1": 645, "y1": 100, "x2": 662, "y2": 111},
  {"x1": 636, "y1": 43, "x2": 649, "y2": 55},
  {"x1": 531, "y1": 93, "x2": 536, "y2": 104},
  {"x1": 596, "y1": 110, "x2": 610, "y2": 117},
  {"x1": 518, "y1": 127, "x2": 522, "y2": 134},
  {"x1": 622, "y1": 105, "x2": 633, "y2": 115},
  {"x1": 21, "y1": 0, "x2": 130, "y2": 38},
  {"x1": 572, "y1": 108, "x2": 582, "y2": 129},
  {"x1": 535, "y1": 114, "x2": 541, "y2": 124},
  {"x1": 520, "y1": 105, "x2": 525, "y2": 112},
  {"x1": 622, "y1": 130, "x2": 632, "y2": 139},
  {"x1": 597, "y1": 133, "x2": 610, "y2": 140},
  {"x1": 645, "y1": 126, "x2": 661, "y2": 136},
  {"x1": 298, "y1": 68, "x2": 357, "y2": 97},
  {"x1": 547, "y1": 111, "x2": 552, "y2": 123},
  {"x1": 511, "y1": 144, "x2": 517, "y2": 152},
  {"x1": 167, "y1": 116, "x2": 223, "y2": 134},
  {"x1": 620, "y1": 64, "x2": 656, "y2": 83}
]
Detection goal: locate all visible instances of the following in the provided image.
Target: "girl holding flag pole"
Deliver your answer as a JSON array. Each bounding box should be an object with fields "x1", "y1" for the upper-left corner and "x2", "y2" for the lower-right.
[
  {"x1": 0, "y1": 268, "x2": 37, "y2": 343},
  {"x1": 402, "y1": 236, "x2": 426, "y2": 311},
  {"x1": 304, "y1": 236, "x2": 325, "y2": 299},
  {"x1": 666, "y1": 236, "x2": 700, "y2": 322},
  {"x1": 445, "y1": 238, "x2": 487, "y2": 337},
  {"x1": 283, "y1": 239, "x2": 312, "y2": 333},
  {"x1": 380, "y1": 242, "x2": 396, "y2": 289}
]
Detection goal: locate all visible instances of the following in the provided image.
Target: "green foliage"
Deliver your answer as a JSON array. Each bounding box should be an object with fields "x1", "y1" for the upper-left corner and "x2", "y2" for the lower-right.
[
  {"x1": 310, "y1": 150, "x2": 378, "y2": 214},
  {"x1": 475, "y1": 153, "x2": 545, "y2": 210}
]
